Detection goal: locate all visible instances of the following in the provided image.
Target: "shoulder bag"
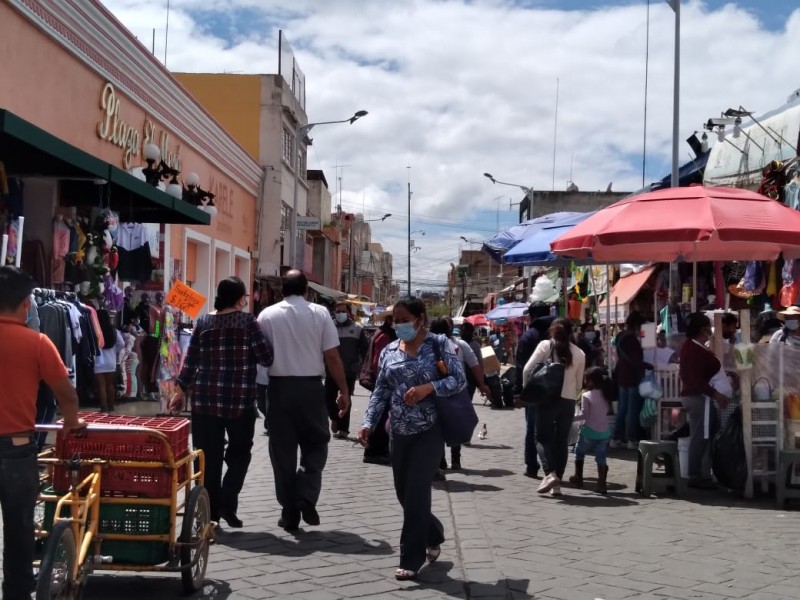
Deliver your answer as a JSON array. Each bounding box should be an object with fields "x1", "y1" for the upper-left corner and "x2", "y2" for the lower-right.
[
  {"x1": 358, "y1": 335, "x2": 377, "y2": 391},
  {"x1": 431, "y1": 336, "x2": 479, "y2": 445},
  {"x1": 521, "y1": 341, "x2": 565, "y2": 406}
]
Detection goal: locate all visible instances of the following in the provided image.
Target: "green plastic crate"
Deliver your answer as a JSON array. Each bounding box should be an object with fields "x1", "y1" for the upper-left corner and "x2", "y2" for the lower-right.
[{"x1": 41, "y1": 493, "x2": 170, "y2": 564}]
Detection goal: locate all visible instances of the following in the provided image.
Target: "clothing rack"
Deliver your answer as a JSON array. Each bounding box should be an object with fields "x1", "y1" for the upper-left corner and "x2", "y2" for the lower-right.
[{"x1": 33, "y1": 288, "x2": 78, "y2": 302}]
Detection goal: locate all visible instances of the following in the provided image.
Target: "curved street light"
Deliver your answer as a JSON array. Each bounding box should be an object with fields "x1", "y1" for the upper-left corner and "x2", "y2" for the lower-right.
[
  {"x1": 484, "y1": 172, "x2": 534, "y2": 219},
  {"x1": 289, "y1": 110, "x2": 369, "y2": 267}
]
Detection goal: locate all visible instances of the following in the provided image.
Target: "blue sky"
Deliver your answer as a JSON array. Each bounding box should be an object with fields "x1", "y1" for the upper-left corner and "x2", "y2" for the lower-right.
[{"x1": 533, "y1": 0, "x2": 794, "y2": 31}]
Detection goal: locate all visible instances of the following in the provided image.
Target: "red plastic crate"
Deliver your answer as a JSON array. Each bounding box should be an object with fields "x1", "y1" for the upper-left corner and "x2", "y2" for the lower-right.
[
  {"x1": 53, "y1": 463, "x2": 189, "y2": 498},
  {"x1": 56, "y1": 412, "x2": 190, "y2": 461}
]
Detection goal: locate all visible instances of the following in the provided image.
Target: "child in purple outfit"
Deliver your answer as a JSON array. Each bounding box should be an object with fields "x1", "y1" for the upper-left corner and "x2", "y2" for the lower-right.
[{"x1": 569, "y1": 367, "x2": 614, "y2": 495}]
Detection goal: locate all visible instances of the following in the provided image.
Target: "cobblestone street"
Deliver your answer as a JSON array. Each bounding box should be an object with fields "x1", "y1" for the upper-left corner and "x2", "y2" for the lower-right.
[{"x1": 5, "y1": 386, "x2": 800, "y2": 599}]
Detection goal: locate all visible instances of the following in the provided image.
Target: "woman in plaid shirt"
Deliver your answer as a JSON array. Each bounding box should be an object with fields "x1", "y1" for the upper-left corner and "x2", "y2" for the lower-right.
[{"x1": 171, "y1": 277, "x2": 274, "y2": 529}]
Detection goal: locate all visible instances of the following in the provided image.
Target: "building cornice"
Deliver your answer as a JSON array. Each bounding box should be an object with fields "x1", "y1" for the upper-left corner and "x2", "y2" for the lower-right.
[{"x1": 11, "y1": 0, "x2": 262, "y2": 195}]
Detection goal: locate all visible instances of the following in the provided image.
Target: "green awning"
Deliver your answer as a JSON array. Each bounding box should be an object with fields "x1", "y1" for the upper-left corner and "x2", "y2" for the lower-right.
[
  {"x1": 0, "y1": 109, "x2": 210, "y2": 226},
  {"x1": 107, "y1": 167, "x2": 210, "y2": 226}
]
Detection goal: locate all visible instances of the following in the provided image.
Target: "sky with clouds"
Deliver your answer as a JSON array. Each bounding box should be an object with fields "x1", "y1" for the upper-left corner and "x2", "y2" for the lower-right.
[{"x1": 104, "y1": 0, "x2": 800, "y2": 291}]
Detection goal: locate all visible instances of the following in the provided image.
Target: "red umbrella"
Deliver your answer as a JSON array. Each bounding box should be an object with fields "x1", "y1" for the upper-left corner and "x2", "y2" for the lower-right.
[
  {"x1": 465, "y1": 313, "x2": 488, "y2": 326},
  {"x1": 550, "y1": 186, "x2": 800, "y2": 262}
]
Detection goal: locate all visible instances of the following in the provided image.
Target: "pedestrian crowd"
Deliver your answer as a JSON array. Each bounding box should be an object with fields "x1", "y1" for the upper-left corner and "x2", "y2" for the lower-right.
[
  {"x1": 165, "y1": 273, "x2": 608, "y2": 581},
  {"x1": 1, "y1": 266, "x2": 668, "y2": 593}
]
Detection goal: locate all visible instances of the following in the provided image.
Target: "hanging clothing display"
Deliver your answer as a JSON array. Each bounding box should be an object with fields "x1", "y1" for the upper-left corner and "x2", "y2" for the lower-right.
[
  {"x1": 33, "y1": 289, "x2": 101, "y2": 405},
  {"x1": 117, "y1": 222, "x2": 152, "y2": 282},
  {"x1": 51, "y1": 218, "x2": 70, "y2": 284}
]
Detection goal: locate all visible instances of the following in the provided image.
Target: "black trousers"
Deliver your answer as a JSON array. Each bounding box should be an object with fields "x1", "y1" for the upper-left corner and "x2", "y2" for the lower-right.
[
  {"x1": 256, "y1": 384, "x2": 268, "y2": 431},
  {"x1": 191, "y1": 408, "x2": 256, "y2": 520},
  {"x1": 536, "y1": 398, "x2": 575, "y2": 479},
  {"x1": 0, "y1": 439, "x2": 38, "y2": 600},
  {"x1": 140, "y1": 336, "x2": 160, "y2": 393},
  {"x1": 325, "y1": 374, "x2": 355, "y2": 433},
  {"x1": 392, "y1": 425, "x2": 446, "y2": 572},
  {"x1": 364, "y1": 408, "x2": 391, "y2": 459},
  {"x1": 267, "y1": 377, "x2": 330, "y2": 512}
]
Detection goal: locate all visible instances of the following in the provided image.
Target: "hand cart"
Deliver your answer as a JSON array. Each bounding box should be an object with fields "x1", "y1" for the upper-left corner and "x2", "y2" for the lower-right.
[{"x1": 33, "y1": 416, "x2": 212, "y2": 599}]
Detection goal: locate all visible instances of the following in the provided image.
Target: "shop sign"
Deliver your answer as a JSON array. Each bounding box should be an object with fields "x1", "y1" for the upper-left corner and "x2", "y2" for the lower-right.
[
  {"x1": 297, "y1": 216, "x2": 321, "y2": 230},
  {"x1": 96, "y1": 82, "x2": 182, "y2": 171},
  {"x1": 166, "y1": 280, "x2": 207, "y2": 319}
]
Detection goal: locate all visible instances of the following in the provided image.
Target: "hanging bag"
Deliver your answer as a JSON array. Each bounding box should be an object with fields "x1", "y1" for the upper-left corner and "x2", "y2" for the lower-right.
[
  {"x1": 521, "y1": 341, "x2": 565, "y2": 406},
  {"x1": 432, "y1": 337, "x2": 479, "y2": 445},
  {"x1": 358, "y1": 334, "x2": 377, "y2": 391},
  {"x1": 638, "y1": 370, "x2": 662, "y2": 429}
]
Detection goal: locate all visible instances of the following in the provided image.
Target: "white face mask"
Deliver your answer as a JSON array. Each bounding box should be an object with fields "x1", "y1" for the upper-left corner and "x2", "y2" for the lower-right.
[{"x1": 335, "y1": 312, "x2": 348, "y2": 324}]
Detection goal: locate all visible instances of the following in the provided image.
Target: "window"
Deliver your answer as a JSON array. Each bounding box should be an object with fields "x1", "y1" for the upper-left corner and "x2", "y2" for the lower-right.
[
  {"x1": 282, "y1": 127, "x2": 294, "y2": 164},
  {"x1": 281, "y1": 203, "x2": 292, "y2": 236}
]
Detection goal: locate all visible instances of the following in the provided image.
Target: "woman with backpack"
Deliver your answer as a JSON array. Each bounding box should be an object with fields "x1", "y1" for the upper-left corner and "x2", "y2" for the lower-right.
[{"x1": 522, "y1": 318, "x2": 585, "y2": 497}]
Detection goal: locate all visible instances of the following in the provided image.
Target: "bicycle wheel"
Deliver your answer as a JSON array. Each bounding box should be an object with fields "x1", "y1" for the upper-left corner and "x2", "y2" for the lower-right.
[
  {"x1": 36, "y1": 520, "x2": 78, "y2": 600},
  {"x1": 179, "y1": 486, "x2": 210, "y2": 594}
]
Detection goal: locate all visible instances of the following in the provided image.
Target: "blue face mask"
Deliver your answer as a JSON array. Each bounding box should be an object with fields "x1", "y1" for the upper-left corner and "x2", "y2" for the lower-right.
[
  {"x1": 584, "y1": 331, "x2": 596, "y2": 342},
  {"x1": 395, "y1": 321, "x2": 419, "y2": 342},
  {"x1": 335, "y1": 313, "x2": 348, "y2": 324}
]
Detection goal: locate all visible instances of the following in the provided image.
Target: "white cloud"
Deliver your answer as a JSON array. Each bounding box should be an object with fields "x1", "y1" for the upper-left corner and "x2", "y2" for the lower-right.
[{"x1": 104, "y1": 0, "x2": 800, "y2": 286}]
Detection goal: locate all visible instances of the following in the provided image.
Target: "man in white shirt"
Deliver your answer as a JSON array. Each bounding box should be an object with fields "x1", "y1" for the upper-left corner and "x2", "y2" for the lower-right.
[{"x1": 257, "y1": 270, "x2": 350, "y2": 532}]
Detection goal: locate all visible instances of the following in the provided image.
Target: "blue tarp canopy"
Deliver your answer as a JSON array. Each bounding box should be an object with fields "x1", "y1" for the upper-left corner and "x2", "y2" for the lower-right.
[
  {"x1": 485, "y1": 302, "x2": 529, "y2": 320},
  {"x1": 482, "y1": 212, "x2": 593, "y2": 263},
  {"x1": 502, "y1": 212, "x2": 595, "y2": 266},
  {"x1": 648, "y1": 151, "x2": 709, "y2": 192}
]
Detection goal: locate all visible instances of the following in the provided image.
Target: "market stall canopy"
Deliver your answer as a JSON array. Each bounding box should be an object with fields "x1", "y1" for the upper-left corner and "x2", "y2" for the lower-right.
[
  {"x1": 307, "y1": 281, "x2": 347, "y2": 300},
  {"x1": 465, "y1": 313, "x2": 488, "y2": 326},
  {"x1": 550, "y1": 186, "x2": 800, "y2": 263},
  {"x1": 485, "y1": 302, "x2": 529, "y2": 321},
  {"x1": 0, "y1": 109, "x2": 210, "y2": 225},
  {"x1": 503, "y1": 212, "x2": 595, "y2": 266},
  {"x1": 598, "y1": 265, "x2": 656, "y2": 323},
  {"x1": 482, "y1": 212, "x2": 592, "y2": 263}
]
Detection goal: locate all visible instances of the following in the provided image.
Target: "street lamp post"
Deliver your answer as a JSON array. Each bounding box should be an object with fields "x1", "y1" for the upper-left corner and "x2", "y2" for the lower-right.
[
  {"x1": 289, "y1": 110, "x2": 368, "y2": 268},
  {"x1": 348, "y1": 213, "x2": 391, "y2": 295},
  {"x1": 483, "y1": 173, "x2": 534, "y2": 221},
  {"x1": 666, "y1": 0, "x2": 680, "y2": 188}
]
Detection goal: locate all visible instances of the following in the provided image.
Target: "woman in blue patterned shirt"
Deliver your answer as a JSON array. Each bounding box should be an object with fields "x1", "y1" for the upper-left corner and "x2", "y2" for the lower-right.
[
  {"x1": 358, "y1": 297, "x2": 466, "y2": 581},
  {"x1": 170, "y1": 276, "x2": 273, "y2": 529}
]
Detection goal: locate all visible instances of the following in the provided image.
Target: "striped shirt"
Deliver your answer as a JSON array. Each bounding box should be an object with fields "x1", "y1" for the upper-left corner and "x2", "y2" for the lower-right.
[{"x1": 177, "y1": 312, "x2": 273, "y2": 417}]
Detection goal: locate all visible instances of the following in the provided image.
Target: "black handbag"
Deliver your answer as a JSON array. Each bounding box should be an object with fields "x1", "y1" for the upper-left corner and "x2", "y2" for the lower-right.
[
  {"x1": 432, "y1": 336, "x2": 479, "y2": 445},
  {"x1": 521, "y1": 341, "x2": 565, "y2": 406}
]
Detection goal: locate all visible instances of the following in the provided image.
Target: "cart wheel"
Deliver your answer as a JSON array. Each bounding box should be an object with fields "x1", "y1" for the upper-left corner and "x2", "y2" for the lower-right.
[
  {"x1": 179, "y1": 485, "x2": 210, "y2": 594},
  {"x1": 36, "y1": 520, "x2": 79, "y2": 600}
]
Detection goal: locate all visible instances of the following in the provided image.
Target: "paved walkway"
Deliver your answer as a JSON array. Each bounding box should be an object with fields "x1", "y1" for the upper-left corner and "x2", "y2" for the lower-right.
[{"x1": 6, "y1": 386, "x2": 800, "y2": 599}]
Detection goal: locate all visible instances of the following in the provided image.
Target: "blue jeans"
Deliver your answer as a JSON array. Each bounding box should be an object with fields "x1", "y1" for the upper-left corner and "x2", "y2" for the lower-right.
[
  {"x1": 613, "y1": 386, "x2": 643, "y2": 442},
  {"x1": 574, "y1": 436, "x2": 609, "y2": 466},
  {"x1": 0, "y1": 438, "x2": 39, "y2": 599},
  {"x1": 524, "y1": 406, "x2": 540, "y2": 473}
]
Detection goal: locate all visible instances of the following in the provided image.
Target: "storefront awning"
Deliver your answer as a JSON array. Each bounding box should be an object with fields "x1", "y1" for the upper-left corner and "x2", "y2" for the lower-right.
[
  {"x1": 0, "y1": 109, "x2": 210, "y2": 225},
  {"x1": 599, "y1": 265, "x2": 656, "y2": 313},
  {"x1": 307, "y1": 281, "x2": 347, "y2": 300}
]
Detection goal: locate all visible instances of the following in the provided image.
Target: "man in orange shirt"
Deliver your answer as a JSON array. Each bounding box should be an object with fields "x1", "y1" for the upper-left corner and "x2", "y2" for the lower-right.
[{"x1": 0, "y1": 267, "x2": 85, "y2": 599}]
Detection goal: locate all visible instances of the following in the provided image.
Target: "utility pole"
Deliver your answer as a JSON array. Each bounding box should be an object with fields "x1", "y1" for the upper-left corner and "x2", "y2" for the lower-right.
[{"x1": 407, "y1": 166, "x2": 412, "y2": 297}]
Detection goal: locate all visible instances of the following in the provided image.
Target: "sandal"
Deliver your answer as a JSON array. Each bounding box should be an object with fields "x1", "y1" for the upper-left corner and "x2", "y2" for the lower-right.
[
  {"x1": 426, "y1": 545, "x2": 441, "y2": 563},
  {"x1": 394, "y1": 568, "x2": 417, "y2": 581}
]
